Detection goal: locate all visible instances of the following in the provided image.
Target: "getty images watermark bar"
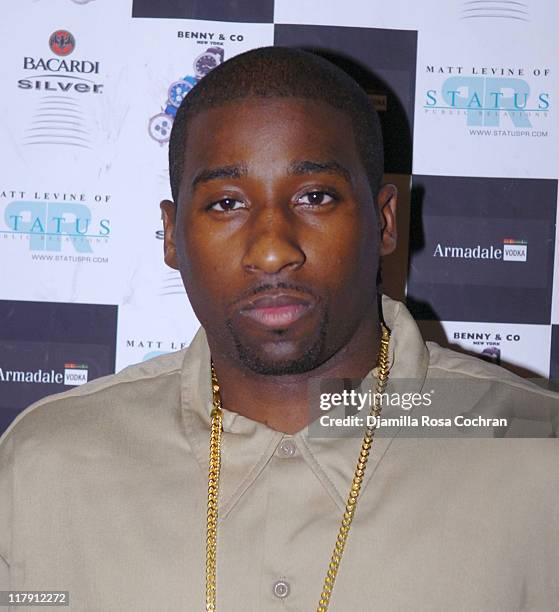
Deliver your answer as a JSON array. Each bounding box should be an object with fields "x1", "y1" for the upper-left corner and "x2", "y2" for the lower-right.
[
  {"x1": 307, "y1": 377, "x2": 559, "y2": 438},
  {"x1": 0, "y1": 592, "x2": 69, "y2": 606}
]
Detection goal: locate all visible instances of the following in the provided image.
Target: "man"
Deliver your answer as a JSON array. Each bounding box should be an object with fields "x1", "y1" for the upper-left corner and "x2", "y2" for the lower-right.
[{"x1": 1, "y1": 47, "x2": 558, "y2": 611}]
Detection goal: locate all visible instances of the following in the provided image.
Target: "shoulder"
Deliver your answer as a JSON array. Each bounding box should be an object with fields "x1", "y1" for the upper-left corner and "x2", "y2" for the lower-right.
[
  {"x1": 0, "y1": 349, "x2": 186, "y2": 451},
  {"x1": 426, "y1": 341, "x2": 556, "y2": 398},
  {"x1": 425, "y1": 341, "x2": 559, "y2": 435}
]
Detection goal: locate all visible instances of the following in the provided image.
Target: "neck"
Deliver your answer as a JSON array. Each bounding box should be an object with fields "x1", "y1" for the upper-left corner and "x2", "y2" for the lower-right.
[{"x1": 208, "y1": 308, "x2": 381, "y2": 434}]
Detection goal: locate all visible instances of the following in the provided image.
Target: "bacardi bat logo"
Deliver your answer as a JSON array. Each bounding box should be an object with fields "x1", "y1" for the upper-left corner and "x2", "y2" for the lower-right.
[{"x1": 49, "y1": 30, "x2": 76, "y2": 57}]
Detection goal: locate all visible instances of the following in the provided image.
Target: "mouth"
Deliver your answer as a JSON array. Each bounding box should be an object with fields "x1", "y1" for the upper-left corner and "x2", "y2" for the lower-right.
[{"x1": 238, "y1": 292, "x2": 314, "y2": 329}]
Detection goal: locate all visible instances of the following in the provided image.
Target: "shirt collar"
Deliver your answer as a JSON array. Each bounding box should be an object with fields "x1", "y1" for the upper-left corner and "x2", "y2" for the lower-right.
[
  {"x1": 180, "y1": 325, "x2": 283, "y2": 519},
  {"x1": 181, "y1": 295, "x2": 429, "y2": 515}
]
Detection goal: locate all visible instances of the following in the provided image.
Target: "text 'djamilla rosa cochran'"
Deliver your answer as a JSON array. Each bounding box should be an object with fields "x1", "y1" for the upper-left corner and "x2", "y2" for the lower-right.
[{"x1": 318, "y1": 414, "x2": 508, "y2": 428}]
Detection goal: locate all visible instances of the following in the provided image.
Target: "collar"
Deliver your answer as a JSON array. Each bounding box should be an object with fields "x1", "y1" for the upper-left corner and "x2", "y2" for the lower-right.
[{"x1": 181, "y1": 296, "x2": 429, "y2": 516}]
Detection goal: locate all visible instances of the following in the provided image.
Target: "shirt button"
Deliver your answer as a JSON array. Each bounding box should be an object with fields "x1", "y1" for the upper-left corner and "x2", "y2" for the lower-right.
[
  {"x1": 276, "y1": 438, "x2": 297, "y2": 458},
  {"x1": 272, "y1": 580, "x2": 290, "y2": 599}
]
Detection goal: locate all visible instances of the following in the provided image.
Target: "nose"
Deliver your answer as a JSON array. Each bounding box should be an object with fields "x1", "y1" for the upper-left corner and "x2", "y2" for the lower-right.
[{"x1": 242, "y1": 207, "x2": 306, "y2": 275}]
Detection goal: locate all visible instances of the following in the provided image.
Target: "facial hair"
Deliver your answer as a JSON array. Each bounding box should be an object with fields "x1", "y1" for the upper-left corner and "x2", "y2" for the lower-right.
[{"x1": 225, "y1": 308, "x2": 330, "y2": 376}]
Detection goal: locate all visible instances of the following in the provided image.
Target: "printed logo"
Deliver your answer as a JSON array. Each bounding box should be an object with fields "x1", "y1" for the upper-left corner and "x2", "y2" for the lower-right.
[
  {"x1": 148, "y1": 46, "x2": 224, "y2": 144},
  {"x1": 503, "y1": 239, "x2": 527, "y2": 261},
  {"x1": 443, "y1": 325, "x2": 549, "y2": 377},
  {"x1": 480, "y1": 346, "x2": 501, "y2": 365},
  {"x1": 452, "y1": 331, "x2": 520, "y2": 343},
  {"x1": 3, "y1": 200, "x2": 110, "y2": 253},
  {"x1": 0, "y1": 362, "x2": 88, "y2": 386},
  {"x1": 408, "y1": 176, "x2": 555, "y2": 325},
  {"x1": 125, "y1": 339, "x2": 188, "y2": 361},
  {"x1": 18, "y1": 30, "x2": 104, "y2": 148},
  {"x1": 0, "y1": 363, "x2": 88, "y2": 387},
  {"x1": 49, "y1": 30, "x2": 76, "y2": 56},
  {"x1": 1, "y1": 190, "x2": 111, "y2": 263},
  {"x1": 64, "y1": 362, "x2": 88, "y2": 385},
  {"x1": 0, "y1": 303, "x2": 117, "y2": 435},
  {"x1": 160, "y1": 270, "x2": 184, "y2": 296},
  {"x1": 453, "y1": 332, "x2": 515, "y2": 366},
  {"x1": 433, "y1": 238, "x2": 528, "y2": 261},
  {"x1": 418, "y1": 320, "x2": 550, "y2": 378},
  {"x1": 0, "y1": 367, "x2": 63, "y2": 384},
  {"x1": 459, "y1": 1, "x2": 529, "y2": 21},
  {"x1": 423, "y1": 66, "x2": 551, "y2": 138}
]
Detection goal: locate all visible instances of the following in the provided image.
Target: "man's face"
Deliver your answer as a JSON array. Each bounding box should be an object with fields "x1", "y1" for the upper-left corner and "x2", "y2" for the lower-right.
[{"x1": 161, "y1": 98, "x2": 395, "y2": 375}]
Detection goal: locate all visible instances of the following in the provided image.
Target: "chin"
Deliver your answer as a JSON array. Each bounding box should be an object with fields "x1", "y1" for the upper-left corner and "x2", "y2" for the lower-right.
[
  {"x1": 226, "y1": 323, "x2": 328, "y2": 376},
  {"x1": 236, "y1": 350, "x2": 323, "y2": 376}
]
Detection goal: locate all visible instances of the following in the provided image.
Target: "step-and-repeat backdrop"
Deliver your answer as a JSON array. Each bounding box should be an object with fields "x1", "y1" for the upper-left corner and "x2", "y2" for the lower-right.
[{"x1": 1, "y1": 0, "x2": 557, "y2": 434}]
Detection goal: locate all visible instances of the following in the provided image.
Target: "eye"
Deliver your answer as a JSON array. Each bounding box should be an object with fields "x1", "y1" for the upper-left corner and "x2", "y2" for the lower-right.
[
  {"x1": 297, "y1": 191, "x2": 336, "y2": 207},
  {"x1": 208, "y1": 197, "x2": 246, "y2": 212}
]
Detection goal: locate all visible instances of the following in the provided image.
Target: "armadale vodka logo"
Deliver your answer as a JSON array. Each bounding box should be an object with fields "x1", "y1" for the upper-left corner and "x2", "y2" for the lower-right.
[
  {"x1": 0, "y1": 367, "x2": 63, "y2": 384},
  {"x1": 0, "y1": 362, "x2": 88, "y2": 386},
  {"x1": 64, "y1": 362, "x2": 88, "y2": 385},
  {"x1": 3, "y1": 200, "x2": 110, "y2": 252},
  {"x1": 433, "y1": 239, "x2": 527, "y2": 261},
  {"x1": 503, "y1": 239, "x2": 527, "y2": 262}
]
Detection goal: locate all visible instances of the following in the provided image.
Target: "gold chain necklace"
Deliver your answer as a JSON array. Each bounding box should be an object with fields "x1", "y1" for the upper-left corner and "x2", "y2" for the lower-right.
[{"x1": 206, "y1": 324, "x2": 391, "y2": 612}]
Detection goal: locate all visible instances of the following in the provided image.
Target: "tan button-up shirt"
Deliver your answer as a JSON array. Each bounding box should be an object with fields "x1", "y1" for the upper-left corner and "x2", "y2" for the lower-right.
[{"x1": 1, "y1": 297, "x2": 558, "y2": 611}]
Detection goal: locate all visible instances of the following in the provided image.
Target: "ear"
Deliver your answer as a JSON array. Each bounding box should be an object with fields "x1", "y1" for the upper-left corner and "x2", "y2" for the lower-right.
[
  {"x1": 160, "y1": 200, "x2": 179, "y2": 270},
  {"x1": 377, "y1": 183, "x2": 398, "y2": 256}
]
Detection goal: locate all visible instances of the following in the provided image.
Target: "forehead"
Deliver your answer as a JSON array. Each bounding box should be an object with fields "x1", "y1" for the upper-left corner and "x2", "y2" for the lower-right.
[{"x1": 182, "y1": 98, "x2": 362, "y2": 177}]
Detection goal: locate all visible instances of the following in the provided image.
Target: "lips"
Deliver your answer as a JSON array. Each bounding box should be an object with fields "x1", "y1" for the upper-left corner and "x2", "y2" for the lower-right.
[{"x1": 239, "y1": 292, "x2": 313, "y2": 328}]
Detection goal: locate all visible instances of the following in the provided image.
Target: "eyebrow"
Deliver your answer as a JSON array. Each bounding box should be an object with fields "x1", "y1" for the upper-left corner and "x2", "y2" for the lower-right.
[
  {"x1": 287, "y1": 159, "x2": 352, "y2": 183},
  {"x1": 191, "y1": 163, "x2": 248, "y2": 190},
  {"x1": 190, "y1": 159, "x2": 352, "y2": 191}
]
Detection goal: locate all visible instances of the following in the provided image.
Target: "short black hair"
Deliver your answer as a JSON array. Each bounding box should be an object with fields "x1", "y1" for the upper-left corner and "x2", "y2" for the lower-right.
[{"x1": 168, "y1": 46, "x2": 383, "y2": 203}]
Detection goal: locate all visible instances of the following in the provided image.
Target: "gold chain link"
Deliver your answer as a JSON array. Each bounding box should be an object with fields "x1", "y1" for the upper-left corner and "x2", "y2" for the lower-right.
[
  {"x1": 206, "y1": 364, "x2": 223, "y2": 612},
  {"x1": 206, "y1": 324, "x2": 391, "y2": 612},
  {"x1": 316, "y1": 323, "x2": 390, "y2": 611}
]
